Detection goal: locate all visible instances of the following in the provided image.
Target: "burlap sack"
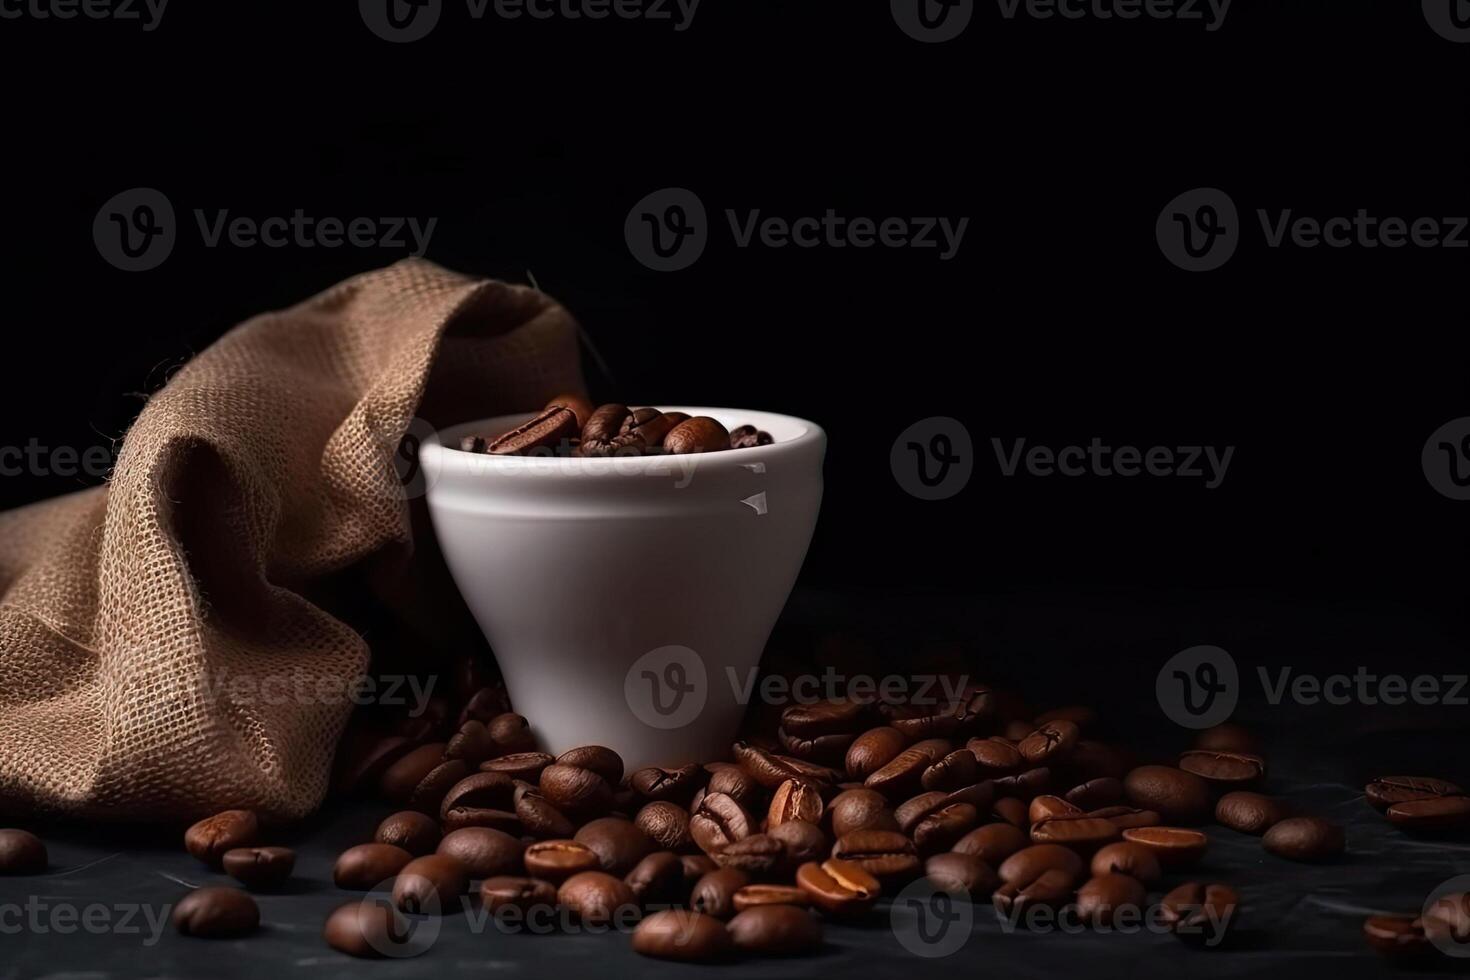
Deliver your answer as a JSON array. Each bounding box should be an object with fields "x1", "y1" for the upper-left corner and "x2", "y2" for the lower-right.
[{"x1": 0, "y1": 259, "x2": 584, "y2": 821}]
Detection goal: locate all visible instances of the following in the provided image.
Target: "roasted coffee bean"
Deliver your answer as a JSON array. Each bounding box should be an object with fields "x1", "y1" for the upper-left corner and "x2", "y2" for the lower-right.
[
  {"x1": 575, "y1": 817, "x2": 654, "y2": 875},
  {"x1": 481, "y1": 751, "x2": 555, "y2": 781},
  {"x1": 730, "y1": 426, "x2": 775, "y2": 450},
  {"x1": 1089, "y1": 806, "x2": 1160, "y2": 830},
  {"x1": 630, "y1": 765, "x2": 706, "y2": 801},
  {"x1": 1090, "y1": 841, "x2": 1161, "y2": 883},
  {"x1": 184, "y1": 810, "x2": 260, "y2": 868},
  {"x1": 732, "y1": 741, "x2": 816, "y2": 790},
  {"x1": 922, "y1": 750, "x2": 978, "y2": 792},
  {"x1": 847, "y1": 727, "x2": 907, "y2": 780},
  {"x1": 1018, "y1": 721, "x2": 1079, "y2": 765},
  {"x1": 831, "y1": 829, "x2": 920, "y2": 885},
  {"x1": 1178, "y1": 750, "x2": 1265, "y2": 786},
  {"x1": 993, "y1": 767, "x2": 1051, "y2": 802},
  {"x1": 1028, "y1": 795, "x2": 1083, "y2": 824},
  {"x1": 543, "y1": 393, "x2": 594, "y2": 428},
  {"x1": 883, "y1": 702, "x2": 962, "y2": 740},
  {"x1": 953, "y1": 823, "x2": 1029, "y2": 864},
  {"x1": 1121, "y1": 826, "x2": 1208, "y2": 867},
  {"x1": 1215, "y1": 792, "x2": 1285, "y2": 835},
  {"x1": 539, "y1": 763, "x2": 613, "y2": 816},
  {"x1": 222, "y1": 846, "x2": 295, "y2": 890},
  {"x1": 829, "y1": 788, "x2": 900, "y2": 838},
  {"x1": 783, "y1": 700, "x2": 867, "y2": 736},
  {"x1": 375, "y1": 811, "x2": 441, "y2": 856},
  {"x1": 1386, "y1": 796, "x2": 1470, "y2": 832},
  {"x1": 487, "y1": 713, "x2": 534, "y2": 753},
  {"x1": 691, "y1": 792, "x2": 754, "y2": 854},
  {"x1": 486, "y1": 406, "x2": 579, "y2": 455},
  {"x1": 706, "y1": 765, "x2": 763, "y2": 810},
  {"x1": 625, "y1": 851, "x2": 685, "y2": 904},
  {"x1": 524, "y1": 839, "x2": 601, "y2": 883},
  {"x1": 768, "y1": 820, "x2": 828, "y2": 866},
  {"x1": 992, "y1": 867, "x2": 1075, "y2": 915},
  {"x1": 633, "y1": 909, "x2": 732, "y2": 962},
  {"x1": 914, "y1": 803, "x2": 979, "y2": 855},
  {"x1": 1065, "y1": 778, "x2": 1122, "y2": 810},
  {"x1": 323, "y1": 900, "x2": 422, "y2": 958},
  {"x1": 717, "y1": 834, "x2": 786, "y2": 875},
  {"x1": 967, "y1": 737, "x2": 1025, "y2": 776},
  {"x1": 1075, "y1": 873, "x2": 1147, "y2": 927},
  {"x1": 437, "y1": 827, "x2": 525, "y2": 879},
  {"x1": 795, "y1": 859, "x2": 880, "y2": 916},
  {"x1": 681, "y1": 854, "x2": 718, "y2": 884},
  {"x1": 444, "y1": 721, "x2": 496, "y2": 765},
  {"x1": 441, "y1": 771, "x2": 517, "y2": 822},
  {"x1": 1262, "y1": 817, "x2": 1344, "y2": 862},
  {"x1": 481, "y1": 876, "x2": 558, "y2": 913},
  {"x1": 734, "y1": 884, "x2": 810, "y2": 911},
  {"x1": 1030, "y1": 816, "x2": 1120, "y2": 849},
  {"x1": 925, "y1": 852, "x2": 999, "y2": 899},
  {"x1": 769, "y1": 779, "x2": 824, "y2": 828},
  {"x1": 728, "y1": 904, "x2": 822, "y2": 956},
  {"x1": 998, "y1": 844, "x2": 1084, "y2": 885},
  {"x1": 1160, "y1": 881, "x2": 1239, "y2": 946},
  {"x1": 992, "y1": 798, "x2": 1029, "y2": 827},
  {"x1": 456, "y1": 688, "x2": 511, "y2": 729},
  {"x1": 1363, "y1": 915, "x2": 1432, "y2": 962},
  {"x1": 516, "y1": 791, "x2": 576, "y2": 839},
  {"x1": 558, "y1": 871, "x2": 637, "y2": 925},
  {"x1": 665, "y1": 417, "x2": 731, "y2": 454},
  {"x1": 556, "y1": 746, "x2": 624, "y2": 785},
  {"x1": 333, "y1": 733, "x2": 417, "y2": 795},
  {"x1": 172, "y1": 886, "x2": 259, "y2": 938},
  {"x1": 0, "y1": 830, "x2": 46, "y2": 874},
  {"x1": 408, "y1": 758, "x2": 470, "y2": 815},
  {"x1": 1190, "y1": 723, "x2": 1259, "y2": 756},
  {"x1": 779, "y1": 728, "x2": 857, "y2": 761},
  {"x1": 896, "y1": 791, "x2": 948, "y2": 833},
  {"x1": 1365, "y1": 776, "x2": 1465, "y2": 811},
  {"x1": 635, "y1": 801, "x2": 694, "y2": 851},
  {"x1": 334, "y1": 843, "x2": 414, "y2": 889},
  {"x1": 393, "y1": 855, "x2": 469, "y2": 915},
  {"x1": 579, "y1": 404, "x2": 634, "y2": 456},
  {"x1": 379, "y1": 743, "x2": 448, "y2": 803},
  {"x1": 1123, "y1": 766, "x2": 1212, "y2": 824},
  {"x1": 866, "y1": 739, "x2": 951, "y2": 798},
  {"x1": 691, "y1": 868, "x2": 751, "y2": 918}
]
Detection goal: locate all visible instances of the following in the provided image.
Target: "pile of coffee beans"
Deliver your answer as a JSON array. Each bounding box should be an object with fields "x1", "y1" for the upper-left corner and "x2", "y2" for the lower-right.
[{"x1": 458, "y1": 395, "x2": 773, "y2": 457}]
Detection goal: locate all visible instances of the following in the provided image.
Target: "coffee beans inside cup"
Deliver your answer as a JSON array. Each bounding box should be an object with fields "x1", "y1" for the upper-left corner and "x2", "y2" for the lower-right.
[{"x1": 458, "y1": 397, "x2": 774, "y2": 457}]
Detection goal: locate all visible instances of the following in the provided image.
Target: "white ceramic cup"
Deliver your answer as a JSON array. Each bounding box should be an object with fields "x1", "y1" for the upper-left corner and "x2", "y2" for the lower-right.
[{"x1": 421, "y1": 408, "x2": 825, "y2": 772}]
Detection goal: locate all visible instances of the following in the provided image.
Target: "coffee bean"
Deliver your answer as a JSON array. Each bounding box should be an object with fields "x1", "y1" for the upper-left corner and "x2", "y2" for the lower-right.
[
  {"x1": 481, "y1": 876, "x2": 557, "y2": 913},
  {"x1": 1088, "y1": 805, "x2": 1160, "y2": 830},
  {"x1": 924, "y1": 852, "x2": 998, "y2": 899},
  {"x1": 1065, "y1": 777, "x2": 1122, "y2": 810},
  {"x1": 375, "y1": 811, "x2": 441, "y2": 856},
  {"x1": 456, "y1": 689, "x2": 510, "y2": 730},
  {"x1": 1215, "y1": 792, "x2": 1285, "y2": 835},
  {"x1": 333, "y1": 733, "x2": 417, "y2": 795},
  {"x1": 633, "y1": 909, "x2": 732, "y2": 962},
  {"x1": 1160, "y1": 881, "x2": 1239, "y2": 946},
  {"x1": 922, "y1": 750, "x2": 979, "y2": 792},
  {"x1": 883, "y1": 702, "x2": 962, "y2": 740},
  {"x1": 896, "y1": 791, "x2": 949, "y2": 834},
  {"x1": 334, "y1": 843, "x2": 414, "y2": 890},
  {"x1": 556, "y1": 746, "x2": 624, "y2": 785},
  {"x1": 681, "y1": 854, "x2": 718, "y2": 884},
  {"x1": 625, "y1": 851, "x2": 686, "y2": 904},
  {"x1": 706, "y1": 766, "x2": 763, "y2": 810},
  {"x1": 440, "y1": 771, "x2": 519, "y2": 831},
  {"x1": 967, "y1": 737, "x2": 1024, "y2": 776},
  {"x1": 953, "y1": 823, "x2": 1029, "y2": 864},
  {"x1": 379, "y1": 743, "x2": 449, "y2": 803},
  {"x1": 769, "y1": 779, "x2": 824, "y2": 828},
  {"x1": 539, "y1": 763, "x2": 613, "y2": 816},
  {"x1": 1123, "y1": 766, "x2": 1212, "y2": 824},
  {"x1": 524, "y1": 839, "x2": 601, "y2": 883},
  {"x1": 732, "y1": 742, "x2": 815, "y2": 790},
  {"x1": 1029, "y1": 815, "x2": 1120, "y2": 849},
  {"x1": 481, "y1": 751, "x2": 556, "y2": 781},
  {"x1": 516, "y1": 791, "x2": 576, "y2": 839},
  {"x1": 779, "y1": 728, "x2": 857, "y2": 762},
  {"x1": 782, "y1": 700, "x2": 867, "y2": 736},
  {"x1": 543, "y1": 393, "x2": 593, "y2": 429},
  {"x1": 992, "y1": 798, "x2": 1029, "y2": 827},
  {"x1": 1120, "y1": 826, "x2": 1208, "y2": 867},
  {"x1": 690, "y1": 868, "x2": 751, "y2": 918},
  {"x1": 323, "y1": 900, "x2": 419, "y2": 958},
  {"x1": 691, "y1": 792, "x2": 754, "y2": 855},
  {"x1": 727, "y1": 904, "x2": 822, "y2": 956},
  {"x1": 831, "y1": 829, "x2": 920, "y2": 885},
  {"x1": 1089, "y1": 841, "x2": 1161, "y2": 883},
  {"x1": 795, "y1": 859, "x2": 880, "y2": 916},
  {"x1": 768, "y1": 820, "x2": 828, "y2": 866},
  {"x1": 665, "y1": 417, "x2": 731, "y2": 454},
  {"x1": 0, "y1": 830, "x2": 46, "y2": 874},
  {"x1": 1178, "y1": 750, "x2": 1265, "y2": 786},
  {"x1": 1363, "y1": 915, "x2": 1432, "y2": 961},
  {"x1": 1028, "y1": 795, "x2": 1083, "y2": 824},
  {"x1": 408, "y1": 758, "x2": 471, "y2": 815},
  {"x1": 717, "y1": 834, "x2": 785, "y2": 875},
  {"x1": 1365, "y1": 776, "x2": 1465, "y2": 811},
  {"x1": 559, "y1": 871, "x2": 638, "y2": 926},
  {"x1": 1190, "y1": 723, "x2": 1259, "y2": 756},
  {"x1": 222, "y1": 846, "x2": 295, "y2": 890},
  {"x1": 829, "y1": 788, "x2": 900, "y2": 837},
  {"x1": 992, "y1": 867, "x2": 1075, "y2": 916},
  {"x1": 487, "y1": 713, "x2": 534, "y2": 753},
  {"x1": 1262, "y1": 817, "x2": 1344, "y2": 862},
  {"x1": 393, "y1": 854, "x2": 469, "y2": 915},
  {"x1": 729, "y1": 426, "x2": 775, "y2": 450},
  {"x1": 575, "y1": 817, "x2": 654, "y2": 875},
  {"x1": 172, "y1": 886, "x2": 259, "y2": 938},
  {"x1": 1075, "y1": 873, "x2": 1146, "y2": 927},
  {"x1": 846, "y1": 728, "x2": 907, "y2": 780},
  {"x1": 1386, "y1": 796, "x2": 1470, "y2": 832},
  {"x1": 579, "y1": 404, "x2": 634, "y2": 456},
  {"x1": 437, "y1": 827, "x2": 525, "y2": 878},
  {"x1": 635, "y1": 801, "x2": 694, "y2": 851},
  {"x1": 444, "y1": 720, "x2": 496, "y2": 765},
  {"x1": 865, "y1": 739, "x2": 950, "y2": 798},
  {"x1": 733, "y1": 884, "x2": 810, "y2": 911},
  {"x1": 993, "y1": 767, "x2": 1051, "y2": 802},
  {"x1": 914, "y1": 803, "x2": 979, "y2": 855},
  {"x1": 630, "y1": 765, "x2": 706, "y2": 802},
  {"x1": 184, "y1": 810, "x2": 260, "y2": 868},
  {"x1": 998, "y1": 844, "x2": 1084, "y2": 885},
  {"x1": 1018, "y1": 721, "x2": 1079, "y2": 765},
  {"x1": 486, "y1": 405, "x2": 579, "y2": 455}
]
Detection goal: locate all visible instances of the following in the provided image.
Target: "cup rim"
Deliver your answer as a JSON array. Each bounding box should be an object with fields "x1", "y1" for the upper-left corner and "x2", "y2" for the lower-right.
[{"x1": 422, "y1": 406, "x2": 826, "y2": 477}]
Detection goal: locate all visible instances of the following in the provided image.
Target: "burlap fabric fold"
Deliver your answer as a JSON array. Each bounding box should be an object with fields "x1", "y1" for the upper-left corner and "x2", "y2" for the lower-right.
[{"x1": 0, "y1": 259, "x2": 584, "y2": 821}]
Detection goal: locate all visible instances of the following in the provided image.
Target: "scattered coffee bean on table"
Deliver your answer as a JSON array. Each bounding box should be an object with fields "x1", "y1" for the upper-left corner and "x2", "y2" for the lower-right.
[
  {"x1": 633, "y1": 909, "x2": 732, "y2": 961},
  {"x1": 726, "y1": 904, "x2": 823, "y2": 956},
  {"x1": 172, "y1": 886, "x2": 260, "y2": 939},
  {"x1": 1262, "y1": 817, "x2": 1345, "y2": 862},
  {"x1": 184, "y1": 810, "x2": 259, "y2": 868},
  {"x1": 0, "y1": 829, "x2": 47, "y2": 874},
  {"x1": 222, "y1": 846, "x2": 295, "y2": 890},
  {"x1": 1215, "y1": 791, "x2": 1286, "y2": 835}
]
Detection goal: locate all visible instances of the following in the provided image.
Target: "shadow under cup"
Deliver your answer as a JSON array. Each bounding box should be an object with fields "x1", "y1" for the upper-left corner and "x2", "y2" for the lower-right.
[{"x1": 421, "y1": 408, "x2": 826, "y2": 772}]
